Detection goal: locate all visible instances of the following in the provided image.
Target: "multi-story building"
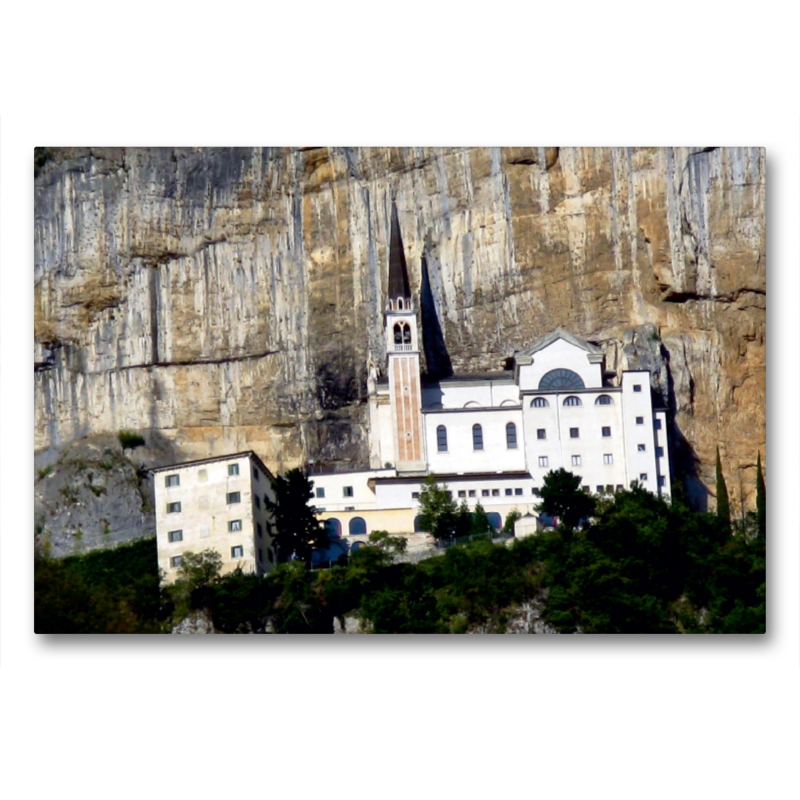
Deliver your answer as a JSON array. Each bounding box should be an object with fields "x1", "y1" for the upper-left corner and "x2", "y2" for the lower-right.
[
  {"x1": 312, "y1": 203, "x2": 671, "y2": 546},
  {"x1": 152, "y1": 451, "x2": 277, "y2": 583}
]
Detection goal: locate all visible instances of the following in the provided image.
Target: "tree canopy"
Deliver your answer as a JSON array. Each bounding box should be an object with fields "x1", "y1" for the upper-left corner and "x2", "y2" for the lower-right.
[
  {"x1": 539, "y1": 468, "x2": 597, "y2": 529},
  {"x1": 266, "y1": 468, "x2": 328, "y2": 563}
]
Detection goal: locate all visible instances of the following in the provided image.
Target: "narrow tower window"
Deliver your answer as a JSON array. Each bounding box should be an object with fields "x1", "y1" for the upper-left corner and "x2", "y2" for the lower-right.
[
  {"x1": 472, "y1": 424, "x2": 483, "y2": 451},
  {"x1": 437, "y1": 425, "x2": 448, "y2": 452}
]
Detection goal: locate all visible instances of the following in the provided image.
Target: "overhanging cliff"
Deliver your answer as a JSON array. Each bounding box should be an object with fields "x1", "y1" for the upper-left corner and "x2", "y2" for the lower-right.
[{"x1": 34, "y1": 146, "x2": 765, "y2": 513}]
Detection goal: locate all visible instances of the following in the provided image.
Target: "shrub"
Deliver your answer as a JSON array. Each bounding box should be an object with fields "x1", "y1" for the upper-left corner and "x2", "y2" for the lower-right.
[
  {"x1": 118, "y1": 430, "x2": 146, "y2": 450},
  {"x1": 37, "y1": 465, "x2": 54, "y2": 481}
]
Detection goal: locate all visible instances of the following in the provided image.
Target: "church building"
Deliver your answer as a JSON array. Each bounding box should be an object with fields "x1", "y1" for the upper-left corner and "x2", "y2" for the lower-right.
[{"x1": 313, "y1": 203, "x2": 672, "y2": 545}]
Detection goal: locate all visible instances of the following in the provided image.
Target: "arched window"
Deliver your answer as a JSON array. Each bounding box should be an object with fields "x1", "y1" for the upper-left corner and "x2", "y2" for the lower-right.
[
  {"x1": 413, "y1": 514, "x2": 426, "y2": 533},
  {"x1": 350, "y1": 540, "x2": 364, "y2": 553},
  {"x1": 402, "y1": 325, "x2": 411, "y2": 345},
  {"x1": 595, "y1": 394, "x2": 613, "y2": 405},
  {"x1": 397, "y1": 298, "x2": 404, "y2": 310},
  {"x1": 472, "y1": 424, "x2": 483, "y2": 451},
  {"x1": 506, "y1": 422, "x2": 517, "y2": 449},
  {"x1": 393, "y1": 323, "x2": 403, "y2": 345},
  {"x1": 486, "y1": 512, "x2": 502, "y2": 531},
  {"x1": 325, "y1": 518, "x2": 341, "y2": 539},
  {"x1": 563, "y1": 395, "x2": 582, "y2": 407},
  {"x1": 464, "y1": 401, "x2": 480, "y2": 408},
  {"x1": 437, "y1": 425, "x2": 448, "y2": 452},
  {"x1": 349, "y1": 517, "x2": 367, "y2": 536},
  {"x1": 530, "y1": 397, "x2": 549, "y2": 408},
  {"x1": 539, "y1": 368, "x2": 585, "y2": 391}
]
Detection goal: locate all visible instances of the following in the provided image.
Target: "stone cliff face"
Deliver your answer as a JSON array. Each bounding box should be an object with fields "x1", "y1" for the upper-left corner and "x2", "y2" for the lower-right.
[{"x1": 34, "y1": 147, "x2": 765, "y2": 513}]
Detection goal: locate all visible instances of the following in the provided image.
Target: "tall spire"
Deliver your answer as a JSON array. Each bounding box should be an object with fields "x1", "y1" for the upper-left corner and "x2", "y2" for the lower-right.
[{"x1": 388, "y1": 200, "x2": 411, "y2": 302}]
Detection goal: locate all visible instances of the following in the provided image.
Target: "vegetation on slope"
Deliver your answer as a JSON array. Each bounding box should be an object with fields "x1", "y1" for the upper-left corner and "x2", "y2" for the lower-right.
[{"x1": 34, "y1": 477, "x2": 765, "y2": 634}]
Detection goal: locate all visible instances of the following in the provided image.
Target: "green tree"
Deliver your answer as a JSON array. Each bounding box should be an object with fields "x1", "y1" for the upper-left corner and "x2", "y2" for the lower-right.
[
  {"x1": 502, "y1": 509, "x2": 522, "y2": 536},
  {"x1": 715, "y1": 447, "x2": 731, "y2": 528},
  {"x1": 417, "y1": 476, "x2": 457, "y2": 539},
  {"x1": 539, "y1": 468, "x2": 596, "y2": 529},
  {"x1": 470, "y1": 501, "x2": 493, "y2": 536},
  {"x1": 368, "y1": 530, "x2": 408, "y2": 556},
  {"x1": 756, "y1": 451, "x2": 766, "y2": 539},
  {"x1": 454, "y1": 499, "x2": 473, "y2": 538},
  {"x1": 266, "y1": 468, "x2": 328, "y2": 564}
]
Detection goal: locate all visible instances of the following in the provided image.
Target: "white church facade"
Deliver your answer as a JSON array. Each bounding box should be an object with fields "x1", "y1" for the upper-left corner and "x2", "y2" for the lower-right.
[{"x1": 312, "y1": 204, "x2": 671, "y2": 546}]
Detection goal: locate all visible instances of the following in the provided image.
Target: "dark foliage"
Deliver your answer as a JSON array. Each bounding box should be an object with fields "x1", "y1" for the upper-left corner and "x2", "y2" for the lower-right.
[
  {"x1": 266, "y1": 468, "x2": 328, "y2": 563},
  {"x1": 539, "y1": 468, "x2": 596, "y2": 529},
  {"x1": 715, "y1": 447, "x2": 731, "y2": 528},
  {"x1": 756, "y1": 452, "x2": 766, "y2": 540},
  {"x1": 35, "y1": 537, "x2": 164, "y2": 633}
]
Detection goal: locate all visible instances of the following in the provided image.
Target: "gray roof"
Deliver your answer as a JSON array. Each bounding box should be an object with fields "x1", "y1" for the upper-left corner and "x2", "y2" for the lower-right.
[{"x1": 514, "y1": 328, "x2": 603, "y2": 359}]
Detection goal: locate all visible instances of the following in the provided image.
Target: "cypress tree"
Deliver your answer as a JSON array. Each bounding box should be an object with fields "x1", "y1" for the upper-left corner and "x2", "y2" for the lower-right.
[
  {"x1": 756, "y1": 451, "x2": 766, "y2": 539},
  {"x1": 715, "y1": 447, "x2": 730, "y2": 528}
]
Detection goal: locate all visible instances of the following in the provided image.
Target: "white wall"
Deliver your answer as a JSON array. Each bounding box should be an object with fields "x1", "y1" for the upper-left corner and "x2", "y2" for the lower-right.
[
  {"x1": 422, "y1": 379, "x2": 519, "y2": 410},
  {"x1": 518, "y1": 338, "x2": 604, "y2": 391},
  {"x1": 424, "y1": 407, "x2": 526, "y2": 474},
  {"x1": 620, "y1": 372, "x2": 659, "y2": 491}
]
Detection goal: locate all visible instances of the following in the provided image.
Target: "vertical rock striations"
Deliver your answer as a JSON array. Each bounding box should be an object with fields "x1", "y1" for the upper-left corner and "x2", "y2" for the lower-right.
[{"x1": 35, "y1": 147, "x2": 765, "y2": 511}]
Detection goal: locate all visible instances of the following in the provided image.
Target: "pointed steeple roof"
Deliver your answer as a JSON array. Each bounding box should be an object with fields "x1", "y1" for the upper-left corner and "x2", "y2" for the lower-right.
[{"x1": 388, "y1": 201, "x2": 411, "y2": 301}]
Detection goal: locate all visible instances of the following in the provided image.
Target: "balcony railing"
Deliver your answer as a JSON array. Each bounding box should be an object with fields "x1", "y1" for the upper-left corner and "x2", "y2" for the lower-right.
[{"x1": 393, "y1": 344, "x2": 413, "y2": 351}]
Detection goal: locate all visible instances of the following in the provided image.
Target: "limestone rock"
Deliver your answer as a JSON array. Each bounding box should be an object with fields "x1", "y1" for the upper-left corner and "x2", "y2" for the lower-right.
[{"x1": 35, "y1": 147, "x2": 765, "y2": 517}]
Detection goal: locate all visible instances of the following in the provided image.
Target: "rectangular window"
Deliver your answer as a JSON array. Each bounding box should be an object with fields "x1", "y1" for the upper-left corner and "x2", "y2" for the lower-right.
[
  {"x1": 603, "y1": 454, "x2": 613, "y2": 465},
  {"x1": 344, "y1": 506, "x2": 355, "y2": 511},
  {"x1": 166, "y1": 502, "x2": 181, "y2": 514},
  {"x1": 458, "y1": 490, "x2": 466, "y2": 498},
  {"x1": 492, "y1": 489, "x2": 500, "y2": 497},
  {"x1": 616, "y1": 484, "x2": 623, "y2": 491},
  {"x1": 316, "y1": 487, "x2": 325, "y2": 499},
  {"x1": 446, "y1": 491, "x2": 453, "y2": 498},
  {"x1": 468, "y1": 490, "x2": 476, "y2": 498},
  {"x1": 636, "y1": 416, "x2": 644, "y2": 425},
  {"x1": 165, "y1": 474, "x2": 179, "y2": 487},
  {"x1": 596, "y1": 485, "x2": 604, "y2": 493},
  {"x1": 253, "y1": 468, "x2": 260, "y2": 482},
  {"x1": 226, "y1": 491, "x2": 241, "y2": 504},
  {"x1": 570, "y1": 427, "x2": 579, "y2": 438},
  {"x1": 411, "y1": 492, "x2": 420, "y2": 499},
  {"x1": 258, "y1": 548, "x2": 263, "y2": 562},
  {"x1": 168, "y1": 530, "x2": 183, "y2": 543},
  {"x1": 231, "y1": 545, "x2": 244, "y2": 559},
  {"x1": 255, "y1": 495, "x2": 261, "y2": 509},
  {"x1": 514, "y1": 488, "x2": 523, "y2": 496},
  {"x1": 198, "y1": 469, "x2": 207, "y2": 482},
  {"x1": 656, "y1": 446, "x2": 664, "y2": 457},
  {"x1": 537, "y1": 428, "x2": 546, "y2": 440},
  {"x1": 229, "y1": 519, "x2": 242, "y2": 532},
  {"x1": 538, "y1": 456, "x2": 549, "y2": 468},
  {"x1": 257, "y1": 522, "x2": 263, "y2": 538},
  {"x1": 532, "y1": 488, "x2": 541, "y2": 497},
  {"x1": 602, "y1": 426, "x2": 611, "y2": 437},
  {"x1": 343, "y1": 486, "x2": 354, "y2": 498},
  {"x1": 264, "y1": 495, "x2": 269, "y2": 508},
  {"x1": 482, "y1": 489, "x2": 490, "y2": 497},
  {"x1": 639, "y1": 473, "x2": 648, "y2": 481},
  {"x1": 606, "y1": 484, "x2": 613, "y2": 492},
  {"x1": 505, "y1": 488, "x2": 512, "y2": 496},
  {"x1": 228, "y1": 463, "x2": 239, "y2": 476},
  {"x1": 638, "y1": 444, "x2": 646, "y2": 452},
  {"x1": 571, "y1": 455, "x2": 581, "y2": 466},
  {"x1": 170, "y1": 555, "x2": 182, "y2": 569},
  {"x1": 633, "y1": 384, "x2": 642, "y2": 393},
  {"x1": 654, "y1": 419, "x2": 662, "y2": 430},
  {"x1": 200, "y1": 525, "x2": 210, "y2": 538},
  {"x1": 658, "y1": 476, "x2": 666, "y2": 487}
]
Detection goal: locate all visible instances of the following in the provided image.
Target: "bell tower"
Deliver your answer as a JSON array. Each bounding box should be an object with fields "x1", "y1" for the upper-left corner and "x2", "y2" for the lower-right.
[{"x1": 385, "y1": 201, "x2": 426, "y2": 473}]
